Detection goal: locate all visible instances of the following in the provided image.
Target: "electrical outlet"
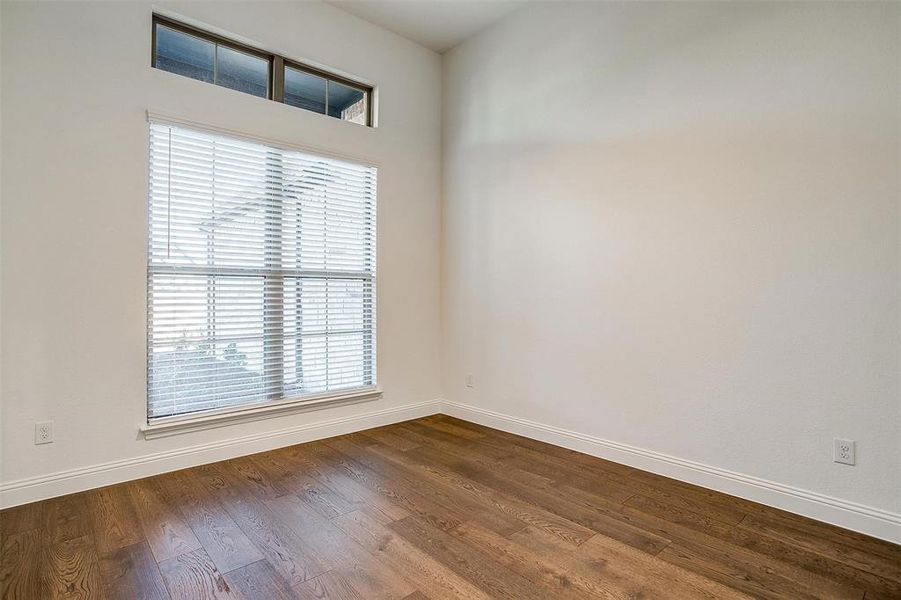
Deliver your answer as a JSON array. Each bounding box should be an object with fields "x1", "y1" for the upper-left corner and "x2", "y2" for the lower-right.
[
  {"x1": 466, "y1": 374, "x2": 474, "y2": 388},
  {"x1": 35, "y1": 421, "x2": 54, "y2": 445},
  {"x1": 833, "y1": 438, "x2": 855, "y2": 466}
]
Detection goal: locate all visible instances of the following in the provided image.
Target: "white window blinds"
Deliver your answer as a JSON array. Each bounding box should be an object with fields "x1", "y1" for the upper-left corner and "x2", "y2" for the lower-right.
[{"x1": 147, "y1": 120, "x2": 377, "y2": 420}]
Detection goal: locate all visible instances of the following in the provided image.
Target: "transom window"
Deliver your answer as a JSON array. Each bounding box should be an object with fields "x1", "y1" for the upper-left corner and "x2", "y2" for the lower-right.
[
  {"x1": 152, "y1": 15, "x2": 372, "y2": 126},
  {"x1": 147, "y1": 120, "x2": 377, "y2": 420}
]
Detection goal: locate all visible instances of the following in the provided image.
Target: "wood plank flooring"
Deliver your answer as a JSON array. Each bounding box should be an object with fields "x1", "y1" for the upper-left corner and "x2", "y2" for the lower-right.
[{"x1": 2, "y1": 415, "x2": 899, "y2": 599}]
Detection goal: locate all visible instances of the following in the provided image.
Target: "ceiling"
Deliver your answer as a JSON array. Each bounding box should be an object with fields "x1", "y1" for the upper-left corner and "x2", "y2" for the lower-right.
[{"x1": 328, "y1": 1, "x2": 525, "y2": 53}]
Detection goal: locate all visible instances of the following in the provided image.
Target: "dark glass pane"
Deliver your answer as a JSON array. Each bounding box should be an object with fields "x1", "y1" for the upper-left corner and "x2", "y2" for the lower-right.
[
  {"x1": 327, "y1": 80, "x2": 367, "y2": 123},
  {"x1": 284, "y1": 67, "x2": 326, "y2": 114},
  {"x1": 155, "y1": 24, "x2": 215, "y2": 83},
  {"x1": 216, "y1": 46, "x2": 269, "y2": 98}
]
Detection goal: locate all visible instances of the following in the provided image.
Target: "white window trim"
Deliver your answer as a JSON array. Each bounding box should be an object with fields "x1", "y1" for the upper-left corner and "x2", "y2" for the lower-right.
[
  {"x1": 145, "y1": 111, "x2": 379, "y2": 168},
  {"x1": 144, "y1": 111, "x2": 380, "y2": 435},
  {"x1": 141, "y1": 386, "x2": 382, "y2": 439}
]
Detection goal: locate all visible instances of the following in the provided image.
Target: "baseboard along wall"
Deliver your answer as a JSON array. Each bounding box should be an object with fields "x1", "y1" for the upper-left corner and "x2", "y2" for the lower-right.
[
  {"x1": 1, "y1": 397, "x2": 898, "y2": 544},
  {"x1": 440, "y1": 400, "x2": 901, "y2": 544},
  {"x1": 0, "y1": 399, "x2": 443, "y2": 509}
]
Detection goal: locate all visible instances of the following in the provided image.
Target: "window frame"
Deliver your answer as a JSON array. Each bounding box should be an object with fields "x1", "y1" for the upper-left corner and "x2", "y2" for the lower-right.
[
  {"x1": 151, "y1": 15, "x2": 273, "y2": 99},
  {"x1": 143, "y1": 118, "x2": 380, "y2": 436},
  {"x1": 281, "y1": 59, "x2": 372, "y2": 125},
  {"x1": 151, "y1": 14, "x2": 374, "y2": 127}
]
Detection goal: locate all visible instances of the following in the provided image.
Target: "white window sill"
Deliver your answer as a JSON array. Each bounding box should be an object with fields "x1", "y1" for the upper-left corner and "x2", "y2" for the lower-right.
[{"x1": 140, "y1": 387, "x2": 382, "y2": 440}]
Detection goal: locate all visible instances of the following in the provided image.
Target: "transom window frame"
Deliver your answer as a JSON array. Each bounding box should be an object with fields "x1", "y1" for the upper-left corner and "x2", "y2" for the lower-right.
[
  {"x1": 141, "y1": 114, "x2": 381, "y2": 439},
  {"x1": 151, "y1": 14, "x2": 375, "y2": 127}
]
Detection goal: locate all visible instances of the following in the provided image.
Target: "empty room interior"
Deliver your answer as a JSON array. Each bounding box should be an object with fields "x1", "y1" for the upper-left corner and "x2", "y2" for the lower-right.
[{"x1": 1, "y1": 0, "x2": 900, "y2": 598}]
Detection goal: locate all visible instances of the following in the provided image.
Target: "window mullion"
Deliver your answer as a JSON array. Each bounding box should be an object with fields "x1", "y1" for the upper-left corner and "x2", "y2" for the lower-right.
[
  {"x1": 263, "y1": 149, "x2": 285, "y2": 401},
  {"x1": 272, "y1": 56, "x2": 284, "y2": 102}
]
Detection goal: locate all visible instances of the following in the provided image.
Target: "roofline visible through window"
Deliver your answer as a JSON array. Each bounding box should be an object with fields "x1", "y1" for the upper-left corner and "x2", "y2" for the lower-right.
[{"x1": 152, "y1": 14, "x2": 374, "y2": 127}]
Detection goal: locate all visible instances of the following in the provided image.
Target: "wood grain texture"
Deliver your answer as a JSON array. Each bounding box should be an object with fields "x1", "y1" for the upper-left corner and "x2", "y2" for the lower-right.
[
  {"x1": 0, "y1": 502, "x2": 42, "y2": 537},
  {"x1": 155, "y1": 470, "x2": 264, "y2": 574},
  {"x1": 249, "y1": 452, "x2": 356, "y2": 520},
  {"x1": 194, "y1": 463, "x2": 334, "y2": 588},
  {"x1": 42, "y1": 493, "x2": 91, "y2": 545},
  {"x1": 1, "y1": 415, "x2": 898, "y2": 599},
  {"x1": 221, "y1": 560, "x2": 295, "y2": 600},
  {"x1": 127, "y1": 478, "x2": 202, "y2": 563},
  {"x1": 87, "y1": 485, "x2": 143, "y2": 553},
  {"x1": 388, "y1": 516, "x2": 542, "y2": 599},
  {"x1": 294, "y1": 570, "x2": 365, "y2": 600},
  {"x1": 0, "y1": 529, "x2": 43, "y2": 599},
  {"x1": 99, "y1": 541, "x2": 169, "y2": 600},
  {"x1": 158, "y1": 548, "x2": 235, "y2": 599},
  {"x1": 331, "y1": 509, "x2": 491, "y2": 600},
  {"x1": 44, "y1": 535, "x2": 104, "y2": 599}
]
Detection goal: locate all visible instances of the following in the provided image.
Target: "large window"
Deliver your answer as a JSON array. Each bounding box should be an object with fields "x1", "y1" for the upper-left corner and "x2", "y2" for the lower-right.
[
  {"x1": 147, "y1": 120, "x2": 377, "y2": 420},
  {"x1": 152, "y1": 15, "x2": 373, "y2": 126}
]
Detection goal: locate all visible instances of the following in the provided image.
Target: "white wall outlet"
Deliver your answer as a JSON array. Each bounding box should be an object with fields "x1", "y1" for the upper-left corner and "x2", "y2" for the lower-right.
[
  {"x1": 833, "y1": 438, "x2": 855, "y2": 465},
  {"x1": 35, "y1": 421, "x2": 54, "y2": 445},
  {"x1": 466, "y1": 373, "x2": 474, "y2": 388}
]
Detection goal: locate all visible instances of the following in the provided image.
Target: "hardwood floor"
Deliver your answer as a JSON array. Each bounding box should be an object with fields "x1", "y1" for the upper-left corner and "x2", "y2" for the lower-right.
[{"x1": 2, "y1": 415, "x2": 899, "y2": 599}]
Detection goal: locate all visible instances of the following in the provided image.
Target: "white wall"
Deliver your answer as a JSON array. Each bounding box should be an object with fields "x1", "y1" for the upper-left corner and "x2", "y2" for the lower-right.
[
  {"x1": 0, "y1": 1, "x2": 442, "y2": 501},
  {"x1": 442, "y1": 0, "x2": 900, "y2": 531}
]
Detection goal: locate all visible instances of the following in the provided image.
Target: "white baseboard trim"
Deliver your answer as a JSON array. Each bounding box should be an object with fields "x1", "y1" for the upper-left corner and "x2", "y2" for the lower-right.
[
  {"x1": 0, "y1": 399, "x2": 442, "y2": 509},
  {"x1": 4, "y1": 397, "x2": 898, "y2": 545},
  {"x1": 441, "y1": 400, "x2": 901, "y2": 544}
]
